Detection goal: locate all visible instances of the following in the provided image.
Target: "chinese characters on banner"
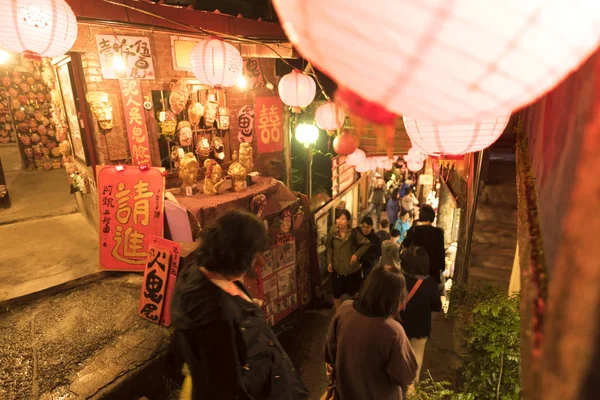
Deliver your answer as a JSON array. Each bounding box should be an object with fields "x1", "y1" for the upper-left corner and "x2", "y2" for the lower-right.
[
  {"x1": 242, "y1": 59, "x2": 265, "y2": 89},
  {"x1": 119, "y1": 79, "x2": 152, "y2": 166},
  {"x1": 255, "y1": 96, "x2": 284, "y2": 154},
  {"x1": 98, "y1": 165, "x2": 165, "y2": 271},
  {"x1": 96, "y1": 35, "x2": 155, "y2": 79},
  {"x1": 138, "y1": 236, "x2": 181, "y2": 325}
]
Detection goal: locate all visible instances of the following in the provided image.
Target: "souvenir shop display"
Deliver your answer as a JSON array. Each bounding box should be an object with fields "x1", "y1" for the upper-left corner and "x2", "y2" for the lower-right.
[
  {"x1": 86, "y1": 91, "x2": 113, "y2": 130},
  {"x1": 227, "y1": 151, "x2": 247, "y2": 193},
  {"x1": 203, "y1": 159, "x2": 223, "y2": 195},
  {"x1": 179, "y1": 152, "x2": 199, "y2": 194},
  {"x1": 238, "y1": 142, "x2": 254, "y2": 173}
]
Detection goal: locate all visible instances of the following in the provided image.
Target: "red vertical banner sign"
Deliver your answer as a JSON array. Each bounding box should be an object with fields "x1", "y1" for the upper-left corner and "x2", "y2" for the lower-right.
[
  {"x1": 138, "y1": 242, "x2": 170, "y2": 323},
  {"x1": 255, "y1": 96, "x2": 284, "y2": 154},
  {"x1": 98, "y1": 165, "x2": 165, "y2": 271},
  {"x1": 119, "y1": 79, "x2": 152, "y2": 166}
]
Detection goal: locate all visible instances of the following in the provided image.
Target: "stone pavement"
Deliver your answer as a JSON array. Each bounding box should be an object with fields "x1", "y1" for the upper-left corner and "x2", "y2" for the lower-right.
[{"x1": 0, "y1": 274, "x2": 172, "y2": 400}]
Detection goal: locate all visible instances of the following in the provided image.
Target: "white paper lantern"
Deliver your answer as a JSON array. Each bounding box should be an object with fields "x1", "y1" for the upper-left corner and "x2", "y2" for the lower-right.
[
  {"x1": 403, "y1": 115, "x2": 510, "y2": 156},
  {"x1": 315, "y1": 101, "x2": 345, "y2": 132},
  {"x1": 404, "y1": 147, "x2": 428, "y2": 164},
  {"x1": 0, "y1": 0, "x2": 78, "y2": 58},
  {"x1": 190, "y1": 38, "x2": 243, "y2": 87},
  {"x1": 346, "y1": 148, "x2": 366, "y2": 166},
  {"x1": 274, "y1": 0, "x2": 600, "y2": 122},
  {"x1": 407, "y1": 160, "x2": 424, "y2": 172},
  {"x1": 278, "y1": 70, "x2": 316, "y2": 112}
]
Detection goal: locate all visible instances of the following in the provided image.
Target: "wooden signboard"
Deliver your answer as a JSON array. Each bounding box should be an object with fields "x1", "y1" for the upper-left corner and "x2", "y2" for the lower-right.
[{"x1": 138, "y1": 243, "x2": 171, "y2": 323}]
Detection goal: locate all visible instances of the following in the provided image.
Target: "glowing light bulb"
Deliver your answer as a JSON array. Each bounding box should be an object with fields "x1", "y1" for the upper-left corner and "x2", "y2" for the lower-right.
[
  {"x1": 112, "y1": 55, "x2": 126, "y2": 72},
  {"x1": 266, "y1": 82, "x2": 274, "y2": 90},
  {"x1": 295, "y1": 123, "x2": 319, "y2": 148},
  {"x1": 237, "y1": 76, "x2": 247, "y2": 89},
  {"x1": 0, "y1": 50, "x2": 10, "y2": 64}
]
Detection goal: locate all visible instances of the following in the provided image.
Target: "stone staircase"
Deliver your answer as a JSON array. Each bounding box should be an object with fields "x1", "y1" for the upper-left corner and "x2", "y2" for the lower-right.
[{"x1": 468, "y1": 157, "x2": 517, "y2": 290}]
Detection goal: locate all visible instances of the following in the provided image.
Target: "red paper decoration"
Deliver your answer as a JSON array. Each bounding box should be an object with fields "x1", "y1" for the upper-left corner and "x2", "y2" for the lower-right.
[
  {"x1": 0, "y1": 0, "x2": 78, "y2": 59},
  {"x1": 315, "y1": 101, "x2": 345, "y2": 134},
  {"x1": 190, "y1": 38, "x2": 243, "y2": 88},
  {"x1": 277, "y1": 70, "x2": 316, "y2": 113},
  {"x1": 273, "y1": 0, "x2": 600, "y2": 122},
  {"x1": 403, "y1": 115, "x2": 510, "y2": 156},
  {"x1": 332, "y1": 132, "x2": 357, "y2": 155}
]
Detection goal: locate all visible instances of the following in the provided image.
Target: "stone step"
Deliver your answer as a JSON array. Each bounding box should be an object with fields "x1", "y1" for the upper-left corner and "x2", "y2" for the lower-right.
[
  {"x1": 474, "y1": 206, "x2": 517, "y2": 224},
  {"x1": 468, "y1": 266, "x2": 512, "y2": 289},
  {"x1": 470, "y1": 242, "x2": 516, "y2": 259},
  {"x1": 479, "y1": 185, "x2": 517, "y2": 207},
  {"x1": 469, "y1": 252, "x2": 515, "y2": 271},
  {"x1": 470, "y1": 230, "x2": 516, "y2": 250}
]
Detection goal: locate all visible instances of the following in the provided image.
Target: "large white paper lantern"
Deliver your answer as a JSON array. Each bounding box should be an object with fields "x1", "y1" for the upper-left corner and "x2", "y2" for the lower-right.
[
  {"x1": 0, "y1": 0, "x2": 78, "y2": 58},
  {"x1": 403, "y1": 115, "x2": 510, "y2": 156},
  {"x1": 315, "y1": 101, "x2": 345, "y2": 133},
  {"x1": 403, "y1": 147, "x2": 428, "y2": 164},
  {"x1": 273, "y1": 0, "x2": 600, "y2": 122},
  {"x1": 278, "y1": 70, "x2": 316, "y2": 112},
  {"x1": 190, "y1": 38, "x2": 243, "y2": 87}
]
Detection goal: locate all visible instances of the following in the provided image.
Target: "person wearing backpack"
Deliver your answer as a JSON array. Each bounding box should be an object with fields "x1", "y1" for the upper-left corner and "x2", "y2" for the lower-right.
[{"x1": 398, "y1": 246, "x2": 443, "y2": 387}]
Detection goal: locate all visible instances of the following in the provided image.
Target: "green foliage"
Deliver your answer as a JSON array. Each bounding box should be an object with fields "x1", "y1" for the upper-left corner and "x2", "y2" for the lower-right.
[
  {"x1": 448, "y1": 283, "x2": 504, "y2": 321},
  {"x1": 461, "y1": 292, "x2": 521, "y2": 399},
  {"x1": 407, "y1": 373, "x2": 475, "y2": 400}
]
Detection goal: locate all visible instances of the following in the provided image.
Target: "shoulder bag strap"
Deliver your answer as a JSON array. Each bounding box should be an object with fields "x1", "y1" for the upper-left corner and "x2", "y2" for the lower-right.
[{"x1": 400, "y1": 279, "x2": 423, "y2": 310}]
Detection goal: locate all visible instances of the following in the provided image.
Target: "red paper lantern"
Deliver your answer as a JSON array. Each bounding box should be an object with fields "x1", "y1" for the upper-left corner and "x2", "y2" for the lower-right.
[
  {"x1": 315, "y1": 101, "x2": 345, "y2": 134},
  {"x1": 332, "y1": 132, "x2": 357, "y2": 156},
  {"x1": 190, "y1": 38, "x2": 243, "y2": 88},
  {"x1": 403, "y1": 115, "x2": 510, "y2": 155},
  {"x1": 0, "y1": 0, "x2": 78, "y2": 59},
  {"x1": 274, "y1": 0, "x2": 600, "y2": 122},
  {"x1": 278, "y1": 70, "x2": 316, "y2": 112}
]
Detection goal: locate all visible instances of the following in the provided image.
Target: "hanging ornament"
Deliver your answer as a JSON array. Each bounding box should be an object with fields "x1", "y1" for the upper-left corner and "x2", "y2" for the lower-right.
[
  {"x1": 403, "y1": 115, "x2": 510, "y2": 156},
  {"x1": 169, "y1": 81, "x2": 189, "y2": 115},
  {"x1": 332, "y1": 131, "x2": 357, "y2": 156},
  {"x1": 278, "y1": 70, "x2": 316, "y2": 113},
  {"x1": 177, "y1": 121, "x2": 193, "y2": 146},
  {"x1": 315, "y1": 101, "x2": 345, "y2": 135},
  {"x1": 346, "y1": 148, "x2": 366, "y2": 167},
  {"x1": 403, "y1": 147, "x2": 428, "y2": 164},
  {"x1": 188, "y1": 102, "x2": 204, "y2": 127},
  {"x1": 407, "y1": 159, "x2": 424, "y2": 172},
  {"x1": 273, "y1": 0, "x2": 600, "y2": 123},
  {"x1": 335, "y1": 87, "x2": 396, "y2": 158},
  {"x1": 0, "y1": 0, "x2": 78, "y2": 59},
  {"x1": 190, "y1": 38, "x2": 243, "y2": 88}
]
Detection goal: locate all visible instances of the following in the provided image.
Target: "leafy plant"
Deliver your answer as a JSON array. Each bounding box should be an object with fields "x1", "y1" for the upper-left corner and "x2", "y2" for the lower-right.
[
  {"x1": 461, "y1": 292, "x2": 521, "y2": 400},
  {"x1": 448, "y1": 283, "x2": 504, "y2": 321},
  {"x1": 407, "y1": 372, "x2": 474, "y2": 400}
]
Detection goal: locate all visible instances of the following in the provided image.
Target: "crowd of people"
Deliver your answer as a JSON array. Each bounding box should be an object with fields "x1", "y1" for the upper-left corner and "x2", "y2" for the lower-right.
[{"x1": 170, "y1": 165, "x2": 447, "y2": 399}]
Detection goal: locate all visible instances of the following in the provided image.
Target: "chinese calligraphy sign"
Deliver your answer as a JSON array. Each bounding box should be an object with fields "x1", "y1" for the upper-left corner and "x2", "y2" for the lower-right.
[
  {"x1": 96, "y1": 35, "x2": 155, "y2": 80},
  {"x1": 119, "y1": 79, "x2": 152, "y2": 166},
  {"x1": 138, "y1": 243, "x2": 170, "y2": 323},
  {"x1": 255, "y1": 97, "x2": 284, "y2": 154},
  {"x1": 98, "y1": 165, "x2": 165, "y2": 271}
]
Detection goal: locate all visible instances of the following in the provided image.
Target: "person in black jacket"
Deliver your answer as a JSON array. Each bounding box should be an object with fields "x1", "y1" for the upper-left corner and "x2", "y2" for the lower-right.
[
  {"x1": 353, "y1": 216, "x2": 382, "y2": 278},
  {"x1": 402, "y1": 204, "x2": 446, "y2": 285},
  {"x1": 398, "y1": 245, "x2": 443, "y2": 386},
  {"x1": 171, "y1": 210, "x2": 308, "y2": 400}
]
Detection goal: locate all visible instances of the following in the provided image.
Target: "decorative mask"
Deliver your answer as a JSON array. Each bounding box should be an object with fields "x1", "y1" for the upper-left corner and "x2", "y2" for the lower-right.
[
  {"x1": 2, "y1": 77, "x2": 11, "y2": 87},
  {"x1": 24, "y1": 146, "x2": 33, "y2": 158},
  {"x1": 160, "y1": 111, "x2": 177, "y2": 136},
  {"x1": 34, "y1": 110, "x2": 44, "y2": 122},
  {"x1": 86, "y1": 92, "x2": 113, "y2": 130},
  {"x1": 179, "y1": 152, "x2": 199, "y2": 189},
  {"x1": 15, "y1": 110, "x2": 26, "y2": 121},
  {"x1": 40, "y1": 135, "x2": 49, "y2": 145},
  {"x1": 37, "y1": 125, "x2": 47, "y2": 135},
  {"x1": 8, "y1": 87, "x2": 18, "y2": 98},
  {"x1": 42, "y1": 147, "x2": 50, "y2": 156},
  {"x1": 11, "y1": 99, "x2": 21, "y2": 110},
  {"x1": 25, "y1": 105, "x2": 36, "y2": 116},
  {"x1": 177, "y1": 121, "x2": 193, "y2": 146},
  {"x1": 169, "y1": 81, "x2": 189, "y2": 115},
  {"x1": 26, "y1": 76, "x2": 35, "y2": 85},
  {"x1": 238, "y1": 142, "x2": 253, "y2": 173},
  {"x1": 195, "y1": 137, "x2": 211, "y2": 159},
  {"x1": 18, "y1": 122, "x2": 29, "y2": 132},
  {"x1": 188, "y1": 102, "x2": 204, "y2": 127},
  {"x1": 211, "y1": 136, "x2": 225, "y2": 162},
  {"x1": 18, "y1": 95, "x2": 28, "y2": 105},
  {"x1": 203, "y1": 159, "x2": 223, "y2": 196},
  {"x1": 47, "y1": 140, "x2": 57, "y2": 150},
  {"x1": 19, "y1": 82, "x2": 30, "y2": 92},
  {"x1": 31, "y1": 133, "x2": 41, "y2": 143},
  {"x1": 204, "y1": 100, "x2": 218, "y2": 128},
  {"x1": 237, "y1": 105, "x2": 255, "y2": 143},
  {"x1": 227, "y1": 160, "x2": 247, "y2": 192},
  {"x1": 58, "y1": 140, "x2": 72, "y2": 157},
  {"x1": 51, "y1": 147, "x2": 62, "y2": 158},
  {"x1": 36, "y1": 93, "x2": 46, "y2": 103},
  {"x1": 20, "y1": 135, "x2": 31, "y2": 146},
  {"x1": 217, "y1": 107, "x2": 230, "y2": 130},
  {"x1": 47, "y1": 129, "x2": 55, "y2": 138},
  {"x1": 52, "y1": 159, "x2": 62, "y2": 169}
]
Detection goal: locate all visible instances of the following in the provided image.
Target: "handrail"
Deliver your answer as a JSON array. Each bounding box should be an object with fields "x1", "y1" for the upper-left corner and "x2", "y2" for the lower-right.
[{"x1": 313, "y1": 174, "x2": 368, "y2": 220}]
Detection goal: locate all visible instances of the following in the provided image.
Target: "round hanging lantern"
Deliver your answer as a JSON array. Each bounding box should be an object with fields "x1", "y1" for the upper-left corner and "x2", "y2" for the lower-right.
[
  {"x1": 404, "y1": 147, "x2": 427, "y2": 164},
  {"x1": 315, "y1": 101, "x2": 345, "y2": 135},
  {"x1": 332, "y1": 132, "x2": 357, "y2": 156},
  {"x1": 278, "y1": 70, "x2": 316, "y2": 113},
  {"x1": 190, "y1": 38, "x2": 243, "y2": 87},
  {"x1": 407, "y1": 160, "x2": 424, "y2": 172},
  {"x1": 346, "y1": 148, "x2": 366, "y2": 167},
  {"x1": 0, "y1": 0, "x2": 78, "y2": 59},
  {"x1": 273, "y1": 0, "x2": 600, "y2": 122},
  {"x1": 403, "y1": 115, "x2": 511, "y2": 156},
  {"x1": 295, "y1": 123, "x2": 319, "y2": 147}
]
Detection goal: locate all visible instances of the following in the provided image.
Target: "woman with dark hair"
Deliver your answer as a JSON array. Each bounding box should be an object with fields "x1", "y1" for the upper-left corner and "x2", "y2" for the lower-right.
[
  {"x1": 171, "y1": 210, "x2": 308, "y2": 400},
  {"x1": 325, "y1": 265, "x2": 418, "y2": 399},
  {"x1": 387, "y1": 188, "x2": 401, "y2": 228},
  {"x1": 399, "y1": 246, "x2": 443, "y2": 386},
  {"x1": 327, "y1": 208, "x2": 370, "y2": 310}
]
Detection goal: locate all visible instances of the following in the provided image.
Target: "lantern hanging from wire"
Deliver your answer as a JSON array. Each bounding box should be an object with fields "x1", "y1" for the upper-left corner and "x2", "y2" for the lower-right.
[
  {"x1": 278, "y1": 69, "x2": 316, "y2": 113},
  {"x1": 315, "y1": 101, "x2": 345, "y2": 136},
  {"x1": 0, "y1": 0, "x2": 78, "y2": 59},
  {"x1": 332, "y1": 131, "x2": 357, "y2": 156},
  {"x1": 403, "y1": 115, "x2": 510, "y2": 156},
  {"x1": 273, "y1": 0, "x2": 600, "y2": 123},
  {"x1": 407, "y1": 159, "x2": 424, "y2": 172},
  {"x1": 403, "y1": 147, "x2": 428, "y2": 164},
  {"x1": 190, "y1": 38, "x2": 243, "y2": 88}
]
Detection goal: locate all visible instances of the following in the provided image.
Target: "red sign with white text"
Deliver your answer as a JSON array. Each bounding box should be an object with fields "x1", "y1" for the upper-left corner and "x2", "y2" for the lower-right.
[
  {"x1": 119, "y1": 79, "x2": 152, "y2": 166},
  {"x1": 255, "y1": 96, "x2": 284, "y2": 154},
  {"x1": 98, "y1": 165, "x2": 165, "y2": 271}
]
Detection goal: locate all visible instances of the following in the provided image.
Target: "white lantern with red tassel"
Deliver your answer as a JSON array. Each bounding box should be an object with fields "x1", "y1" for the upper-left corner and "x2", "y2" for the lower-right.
[
  {"x1": 315, "y1": 101, "x2": 345, "y2": 135},
  {"x1": 278, "y1": 70, "x2": 316, "y2": 113},
  {"x1": 0, "y1": 0, "x2": 78, "y2": 59},
  {"x1": 190, "y1": 38, "x2": 243, "y2": 87},
  {"x1": 403, "y1": 115, "x2": 510, "y2": 156},
  {"x1": 274, "y1": 0, "x2": 600, "y2": 123}
]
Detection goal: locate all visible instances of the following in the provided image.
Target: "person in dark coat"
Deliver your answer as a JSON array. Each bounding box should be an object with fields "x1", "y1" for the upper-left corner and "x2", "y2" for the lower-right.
[
  {"x1": 398, "y1": 246, "x2": 443, "y2": 387},
  {"x1": 402, "y1": 204, "x2": 446, "y2": 285},
  {"x1": 171, "y1": 210, "x2": 308, "y2": 400},
  {"x1": 353, "y1": 216, "x2": 382, "y2": 277},
  {"x1": 325, "y1": 265, "x2": 418, "y2": 400},
  {"x1": 387, "y1": 188, "x2": 401, "y2": 229}
]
